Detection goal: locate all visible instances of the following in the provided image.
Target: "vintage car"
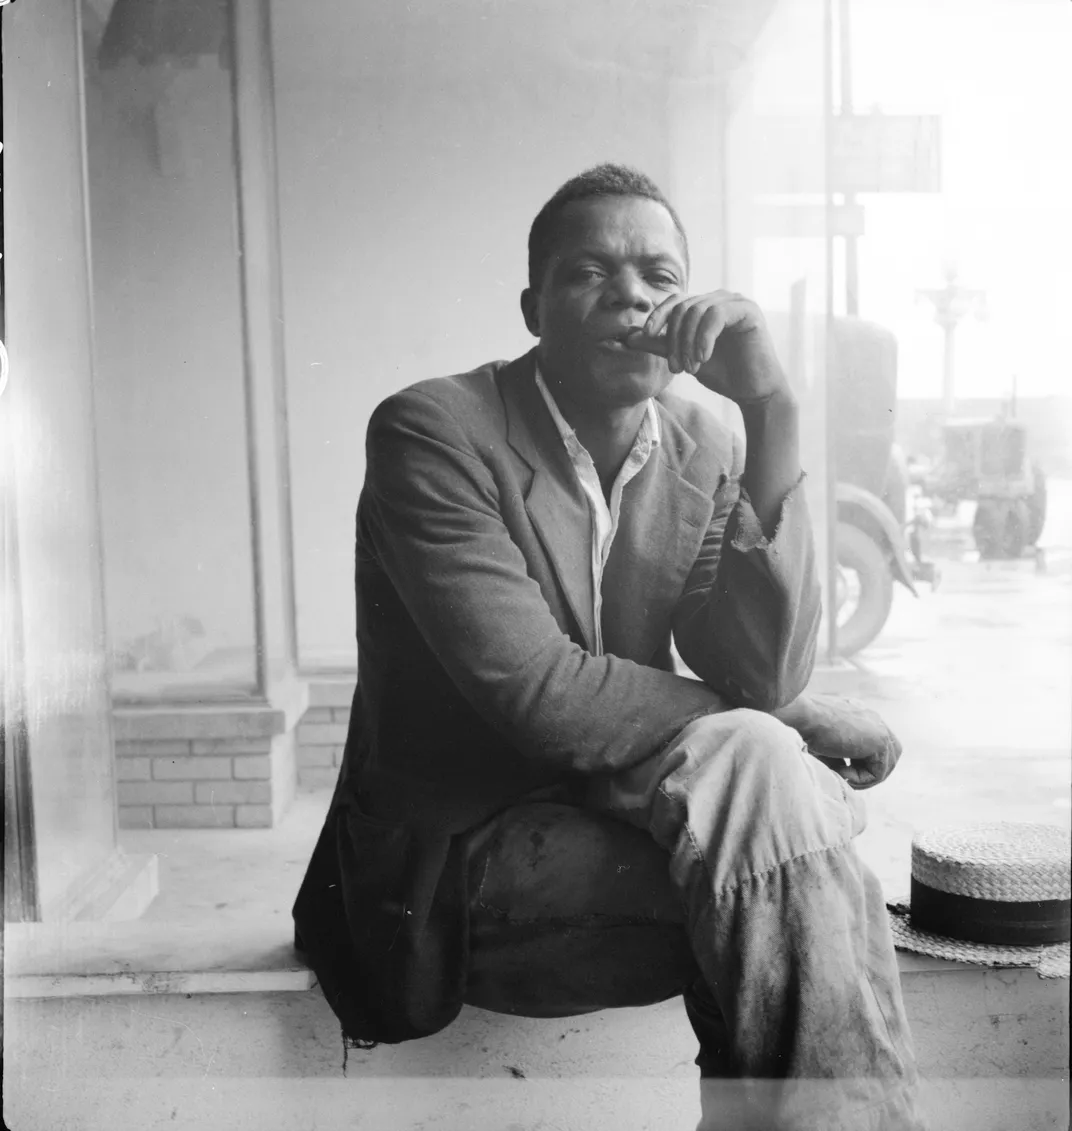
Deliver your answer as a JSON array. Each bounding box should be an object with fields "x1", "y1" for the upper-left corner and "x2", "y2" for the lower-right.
[{"x1": 829, "y1": 317, "x2": 923, "y2": 655}]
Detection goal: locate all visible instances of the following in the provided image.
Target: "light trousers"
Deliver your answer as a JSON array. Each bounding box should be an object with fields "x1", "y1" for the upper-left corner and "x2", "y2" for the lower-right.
[{"x1": 465, "y1": 708, "x2": 924, "y2": 1130}]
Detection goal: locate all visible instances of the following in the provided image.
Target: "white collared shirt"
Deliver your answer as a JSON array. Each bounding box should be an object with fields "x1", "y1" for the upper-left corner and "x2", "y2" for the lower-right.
[{"x1": 534, "y1": 366, "x2": 661, "y2": 655}]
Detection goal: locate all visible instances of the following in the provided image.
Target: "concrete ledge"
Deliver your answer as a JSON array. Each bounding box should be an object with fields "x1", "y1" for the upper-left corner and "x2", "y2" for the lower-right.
[
  {"x1": 6, "y1": 912, "x2": 1066, "y2": 1043},
  {"x1": 2, "y1": 977, "x2": 1068, "y2": 1131},
  {"x1": 4, "y1": 917, "x2": 314, "y2": 998},
  {"x1": 113, "y1": 676, "x2": 308, "y2": 740},
  {"x1": 9, "y1": 968, "x2": 314, "y2": 998},
  {"x1": 2, "y1": 924, "x2": 1068, "y2": 1130},
  {"x1": 305, "y1": 678, "x2": 356, "y2": 709},
  {"x1": 114, "y1": 704, "x2": 291, "y2": 742},
  {"x1": 3, "y1": 1075, "x2": 1068, "y2": 1131}
]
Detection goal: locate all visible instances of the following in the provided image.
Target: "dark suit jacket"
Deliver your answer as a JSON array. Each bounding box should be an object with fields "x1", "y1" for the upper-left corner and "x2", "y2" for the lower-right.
[{"x1": 293, "y1": 350, "x2": 821, "y2": 1043}]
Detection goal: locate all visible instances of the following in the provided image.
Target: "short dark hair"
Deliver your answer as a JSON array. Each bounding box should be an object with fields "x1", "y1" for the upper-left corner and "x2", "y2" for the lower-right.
[{"x1": 526, "y1": 163, "x2": 689, "y2": 292}]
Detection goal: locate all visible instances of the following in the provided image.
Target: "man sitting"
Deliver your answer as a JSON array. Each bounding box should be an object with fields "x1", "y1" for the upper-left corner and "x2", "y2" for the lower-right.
[{"x1": 294, "y1": 164, "x2": 923, "y2": 1131}]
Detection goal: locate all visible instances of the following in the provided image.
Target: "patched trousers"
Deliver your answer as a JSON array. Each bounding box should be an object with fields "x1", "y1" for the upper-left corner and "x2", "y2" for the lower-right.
[{"x1": 462, "y1": 709, "x2": 925, "y2": 1131}]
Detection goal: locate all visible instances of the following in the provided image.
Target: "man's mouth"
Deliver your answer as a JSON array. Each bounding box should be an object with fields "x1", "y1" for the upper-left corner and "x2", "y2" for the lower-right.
[{"x1": 598, "y1": 329, "x2": 643, "y2": 351}]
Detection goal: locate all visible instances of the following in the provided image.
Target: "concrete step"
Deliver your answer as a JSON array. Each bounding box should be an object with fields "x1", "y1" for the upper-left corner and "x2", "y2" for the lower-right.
[{"x1": 3, "y1": 918, "x2": 1068, "y2": 1131}]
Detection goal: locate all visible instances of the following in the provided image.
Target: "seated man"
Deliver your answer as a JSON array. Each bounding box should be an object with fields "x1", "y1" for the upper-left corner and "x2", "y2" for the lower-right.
[{"x1": 294, "y1": 164, "x2": 922, "y2": 1131}]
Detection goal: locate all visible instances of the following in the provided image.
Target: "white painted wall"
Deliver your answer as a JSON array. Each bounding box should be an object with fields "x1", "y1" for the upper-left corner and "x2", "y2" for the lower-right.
[
  {"x1": 80, "y1": 0, "x2": 821, "y2": 679},
  {"x1": 271, "y1": 3, "x2": 753, "y2": 669},
  {"x1": 84, "y1": 52, "x2": 259, "y2": 697}
]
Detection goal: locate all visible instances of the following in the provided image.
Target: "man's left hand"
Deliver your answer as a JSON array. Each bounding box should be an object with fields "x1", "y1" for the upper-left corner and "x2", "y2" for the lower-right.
[
  {"x1": 626, "y1": 290, "x2": 790, "y2": 406},
  {"x1": 774, "y1": 693, "x2": 903, "y2": 791}
]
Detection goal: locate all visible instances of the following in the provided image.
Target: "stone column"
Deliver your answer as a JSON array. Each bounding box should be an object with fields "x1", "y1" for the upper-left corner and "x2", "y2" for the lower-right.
[{"x1": 2, "y1": 0, "x2": 156, "y2": 919}]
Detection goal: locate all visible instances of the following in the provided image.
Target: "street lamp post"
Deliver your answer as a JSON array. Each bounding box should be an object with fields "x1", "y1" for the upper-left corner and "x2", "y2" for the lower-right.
[{"x1": 918, "y1": 267, "x2": 986, "y2": 417}]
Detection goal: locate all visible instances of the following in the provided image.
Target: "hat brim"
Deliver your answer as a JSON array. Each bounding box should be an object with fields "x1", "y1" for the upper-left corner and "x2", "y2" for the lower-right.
[{"x1": 886, "y1": 899, "x2": 1070, "y2": 980}]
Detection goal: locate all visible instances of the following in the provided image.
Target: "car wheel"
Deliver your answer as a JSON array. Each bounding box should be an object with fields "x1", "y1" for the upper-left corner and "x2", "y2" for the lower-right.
[
  {"x1": 1026, "y1": 465, "x2": 1047, "y2": 546},
  {"x1": 835, "y1": 522, "x2": 895, "y2": 656},
  {"x1": 974, "y1": 499, "x2": 1028, "y2": 560}
]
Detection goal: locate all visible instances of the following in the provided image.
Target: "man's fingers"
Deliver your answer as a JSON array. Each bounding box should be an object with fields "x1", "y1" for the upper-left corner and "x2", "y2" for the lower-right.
[
  {"x1": 643, "y1": 294, "x2": 685, "y2": 339},
  {"x1": 625, "y1": 329, "x2": 669, "y2": 357},
  {"x1": 633, "y1": 293, "x2": 757, "y2": 375},
  {"x1": 639, "y1": 294, "x2": 743, "y2": 374},
  {"x1": 694, "y1": 307, "x2": 725, "y2": 373},
  {"x1": 666, "y1": 296, "x2": 710, "y2": 372},
  {"x1": 624, "y1": 305, "x2": 701, "y2": 370},
  {"x1": 677, "y1": 302, "x2": 709, "y2": 372},
  {"x1": 814, "y1": 754, "x2": 881, "y2": 790},
  {"x1": 841, "y1": 763, "x2": 878, "y2": 789},
  {"x1": 625, "y1": 309, "x2": 727, "y2": 376},
  {"x1": 664, "y1": 300, "x2": 688, "y2": 372}
]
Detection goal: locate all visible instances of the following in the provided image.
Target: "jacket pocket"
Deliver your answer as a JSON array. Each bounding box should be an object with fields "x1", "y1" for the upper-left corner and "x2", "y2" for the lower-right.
[
  {"x1": 335, "y1": 800, "x2": 467, "y2": 1042},
  {"x1": 336, "y1": 800, "x2": 413, "y2": 954}
]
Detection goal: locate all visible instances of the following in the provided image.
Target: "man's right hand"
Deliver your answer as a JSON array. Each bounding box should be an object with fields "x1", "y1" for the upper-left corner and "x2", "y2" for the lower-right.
[{"x1": 625, "y1": 290, "x2": 790, "y2": 405}]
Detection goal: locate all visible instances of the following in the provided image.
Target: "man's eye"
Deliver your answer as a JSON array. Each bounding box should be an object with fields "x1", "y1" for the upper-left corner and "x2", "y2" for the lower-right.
[
  {"x1": 647, "y1": 272, "x2": 679, "y2": 288},
  {"x1": 574, "y1": 266, "x2": 606, "y2": 281}
]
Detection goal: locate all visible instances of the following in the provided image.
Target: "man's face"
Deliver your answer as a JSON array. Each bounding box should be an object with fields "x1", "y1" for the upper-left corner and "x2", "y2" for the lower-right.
[{"x1": 521, "y1": 195, "x2": 687, "y2": 412}]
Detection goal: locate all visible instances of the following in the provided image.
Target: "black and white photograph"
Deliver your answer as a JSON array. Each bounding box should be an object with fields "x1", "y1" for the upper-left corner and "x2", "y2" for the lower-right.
[{"x1": 2, "y1": 1, "x2": 1069, "y2": 1128}]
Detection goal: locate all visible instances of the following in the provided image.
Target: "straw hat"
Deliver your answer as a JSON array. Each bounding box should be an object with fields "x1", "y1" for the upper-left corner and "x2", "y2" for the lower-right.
[{"x1": 886, "y1": 822, "x2": 1070, "y2": 979}]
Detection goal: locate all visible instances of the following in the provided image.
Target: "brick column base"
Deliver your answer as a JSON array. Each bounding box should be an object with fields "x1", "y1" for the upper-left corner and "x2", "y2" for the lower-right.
[
  {"x1": 114, "y1": 696, "x2": 305, "y2": 830},
  {"x1": 296, "y1": 679, "x2": 356, "y2": 790}
]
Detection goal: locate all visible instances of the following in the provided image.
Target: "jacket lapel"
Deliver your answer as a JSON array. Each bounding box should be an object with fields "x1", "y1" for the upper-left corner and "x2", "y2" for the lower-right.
[
  {"x1": 600, "y1": 404, "x2": 717, "y2": 664},
  {"x1": 499, "y1": 353, "x2": 597, "y2": 652}
]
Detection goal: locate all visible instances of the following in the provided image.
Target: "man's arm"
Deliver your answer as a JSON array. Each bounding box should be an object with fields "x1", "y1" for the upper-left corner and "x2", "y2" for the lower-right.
[
  {"x1": 363, "y1": 387, "x2": 727, "y2": 776},
  {"x1": 739, "y1": 387, "x2": 801, "y2": 537},
  {"x1": 671, "y1": 454, "x2": 820, "y2": 711},
  {"x1": 630, "y1": 290, "x2": 821, "y2": 709}
]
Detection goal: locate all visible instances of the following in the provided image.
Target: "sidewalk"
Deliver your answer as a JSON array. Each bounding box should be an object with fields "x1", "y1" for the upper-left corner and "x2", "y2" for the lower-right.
[{"x1": 815, "y1": 542, "x2": 1071, "y2": 894}]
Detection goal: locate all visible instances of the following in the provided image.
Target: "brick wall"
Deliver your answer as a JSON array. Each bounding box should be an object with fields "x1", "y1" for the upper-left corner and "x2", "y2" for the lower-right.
[
  {"x1": 113, "y1": 702, "x2": 300, "y2": 831},
  {"x1": 296, "y1": 680, "x2": 355, "y2": 790},
  {"x1": 116, "y1": 738, "x2": 274, "y2": 829},
  {"x1": 112, "y1": 685, "x2": 347, "y2": 826}
]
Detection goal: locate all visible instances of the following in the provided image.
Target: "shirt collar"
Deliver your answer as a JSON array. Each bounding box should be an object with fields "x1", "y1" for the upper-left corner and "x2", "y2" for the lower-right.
[{"x1": 533, "y1": 364, "x2": 661, "y2": 452}]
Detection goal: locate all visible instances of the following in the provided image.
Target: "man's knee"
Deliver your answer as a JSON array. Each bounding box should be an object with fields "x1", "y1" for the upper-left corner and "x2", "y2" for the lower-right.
[
  {"x1": 684, "y1": 708, "x2": 808, "y2": 784},
  {"x1": 669, "y1": 708, "x2": 862, "y2": 852}
]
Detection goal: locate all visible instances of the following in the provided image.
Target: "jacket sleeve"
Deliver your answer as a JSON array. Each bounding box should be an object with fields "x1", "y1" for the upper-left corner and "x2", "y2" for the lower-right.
[
  {"x1": 671, "y1": 433, "x2": 822, "y2": 712},
  {"x1": 362, "y1": 388, "x2": 726, "y2": 776}
]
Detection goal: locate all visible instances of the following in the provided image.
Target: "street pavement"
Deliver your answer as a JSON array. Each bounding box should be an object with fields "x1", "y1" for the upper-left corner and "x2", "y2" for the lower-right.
[{"x1": 811, "y1": 478, "x2": 1072, "y2": 895}]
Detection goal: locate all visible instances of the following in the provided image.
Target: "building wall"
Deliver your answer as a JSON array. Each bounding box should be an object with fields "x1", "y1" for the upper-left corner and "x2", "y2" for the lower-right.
[
  {"x1": 74, "y1": 0, "x2": 800, "y2": 826},
  {"x1": 83, "y1": 42, "x2": 259, "y2": 700},
  {"x1": 78, "y1": 0, "x2": 836, "y2": 808},
  {"x1": 281, "y1": 0, "x2": 832, "y2": 759},
  {"x1": 270, "y1": 5, "x2": 745, "y2": 670},
  {"x1": 82, "y1": 1, "x2": 821, "y2": 682}
]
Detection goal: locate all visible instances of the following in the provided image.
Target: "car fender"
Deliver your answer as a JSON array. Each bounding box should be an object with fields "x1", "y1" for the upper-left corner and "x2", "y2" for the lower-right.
[{"x1": 836, "y1": 482, "x2": 918, "y2": 595}]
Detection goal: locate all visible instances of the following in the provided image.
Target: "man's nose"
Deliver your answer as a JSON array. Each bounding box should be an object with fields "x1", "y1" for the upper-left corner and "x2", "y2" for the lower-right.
[{"x1": 605, "y1": 271, "x2": 654, "y2": 311}]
